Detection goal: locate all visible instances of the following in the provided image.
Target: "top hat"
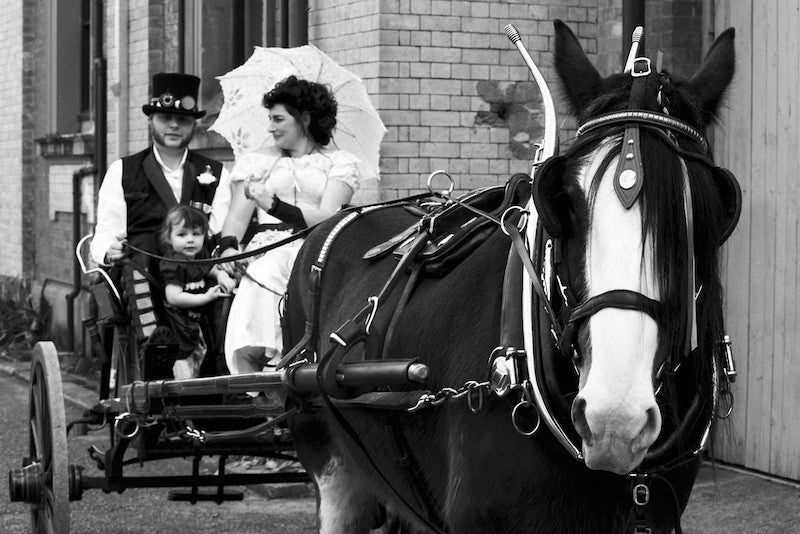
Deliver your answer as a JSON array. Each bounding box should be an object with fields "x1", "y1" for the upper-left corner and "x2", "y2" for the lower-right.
[{"x1": 142, "y1": 73, "x2": 206, "y2": 119}]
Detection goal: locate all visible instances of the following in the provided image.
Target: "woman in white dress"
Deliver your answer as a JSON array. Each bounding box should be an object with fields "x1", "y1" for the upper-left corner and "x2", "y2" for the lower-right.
[{"x1": 217, "y1": 76, "x2": 362, "y2": 375}]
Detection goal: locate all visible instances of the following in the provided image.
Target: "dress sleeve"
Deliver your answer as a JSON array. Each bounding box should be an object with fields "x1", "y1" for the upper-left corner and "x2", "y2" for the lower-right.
[
  {"x1": 159, "y1": 258, "x2": 183, "y2": 287},
  {"x1": 327, "y1": 150, "x2": 362, "y2": 191},
  {"x1": 90, "y1": 159, "x2": 126, "y2": 265},
  {"x1": 229, "y1": 150, "x2": 281, "y2": 183},
  {"x1": 209, "y1": 166, "x2": 232, "y2": 235}
]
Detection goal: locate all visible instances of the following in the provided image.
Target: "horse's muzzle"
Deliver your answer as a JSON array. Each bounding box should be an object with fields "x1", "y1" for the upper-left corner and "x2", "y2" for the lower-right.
[{"x1": 571, "y1": 395, "x2": 662, "y2": 474}]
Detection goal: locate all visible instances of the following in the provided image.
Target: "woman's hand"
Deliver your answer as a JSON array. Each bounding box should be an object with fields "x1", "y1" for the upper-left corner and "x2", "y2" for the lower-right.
[
  {"x1": 244, "y1": 174, "x2": 277, "y2": 211},
  {"x1": 215, "y1": 270, "x2": 237, "y2": 293},
  {"x1": 217, "y1": 246, "x2": 241, "y2": 276}
]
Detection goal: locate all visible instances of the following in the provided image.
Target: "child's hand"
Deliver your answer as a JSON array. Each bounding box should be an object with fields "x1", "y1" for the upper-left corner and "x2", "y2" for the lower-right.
[
  {"x1": 216, "y1": 271, "x2": 236, "y2": 294},
  {"x1": 205, "y1": 284, "x2": 227, "y2": 301}
]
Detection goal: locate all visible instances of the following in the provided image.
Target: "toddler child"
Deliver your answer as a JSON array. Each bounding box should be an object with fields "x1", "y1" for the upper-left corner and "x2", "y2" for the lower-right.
[{"x1": 159, "y1": 205, "x2": 235, "y2": 379}]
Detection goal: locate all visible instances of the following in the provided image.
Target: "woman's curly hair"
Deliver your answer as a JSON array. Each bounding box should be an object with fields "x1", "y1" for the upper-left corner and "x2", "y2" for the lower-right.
[{"x1": 263, "y1": 75, "x2": 338, "y2": 146}]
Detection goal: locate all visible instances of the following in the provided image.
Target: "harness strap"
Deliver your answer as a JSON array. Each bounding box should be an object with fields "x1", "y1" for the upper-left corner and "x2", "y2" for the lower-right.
[
  {"x1": 558, "y1": 290, "x2": 661, "y2": 353},
  {"x1": 505, "y1": 220, "x2": 563, "y2": 337},
  {"x1": 381, "y1": 263, "x2": 423, "y2": 359},
  {"x1": 571, "y1": 289, "x2": 661, "y2": 323},
  {"x1": 613, "y1": 63, "x2": 649, "y2": 209},
  {"x1": 576, "y1": 111, "x2": 708, "y2": 153}
]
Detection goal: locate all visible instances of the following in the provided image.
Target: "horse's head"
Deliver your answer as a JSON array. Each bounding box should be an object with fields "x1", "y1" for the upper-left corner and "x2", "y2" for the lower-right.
[{"x1": 534, "y1": 21, "x2": 739, "y2": 474}]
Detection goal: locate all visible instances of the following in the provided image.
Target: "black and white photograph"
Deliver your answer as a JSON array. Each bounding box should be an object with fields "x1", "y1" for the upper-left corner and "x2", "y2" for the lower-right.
[{"x1": 1, "y1": 1, "x2": 797, "y2": 532}]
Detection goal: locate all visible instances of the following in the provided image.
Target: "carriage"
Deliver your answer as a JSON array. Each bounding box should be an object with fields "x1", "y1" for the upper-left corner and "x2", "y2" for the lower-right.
[{"x1": 8, "y1": 20, "x2": 741, "y2": 534}]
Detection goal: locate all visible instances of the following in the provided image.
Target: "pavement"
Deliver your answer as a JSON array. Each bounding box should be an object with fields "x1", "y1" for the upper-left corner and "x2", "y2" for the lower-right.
[{"x1": 2, "y1": 348, "x2": 798, "y2": 532}]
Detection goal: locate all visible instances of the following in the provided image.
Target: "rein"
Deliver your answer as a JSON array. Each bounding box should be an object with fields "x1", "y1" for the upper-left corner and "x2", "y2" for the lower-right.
[
  {"x1": 119, "y1": 192, "x2": 437, "y2": 267},
  {"x1": 123, "y1": 228, "x2": 312, "y2": 265}
]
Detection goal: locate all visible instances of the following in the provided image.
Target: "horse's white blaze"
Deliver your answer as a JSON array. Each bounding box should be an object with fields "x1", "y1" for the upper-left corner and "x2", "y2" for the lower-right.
[{"x1": 575, "y1": 141, "x2": 662, "y2": 474}]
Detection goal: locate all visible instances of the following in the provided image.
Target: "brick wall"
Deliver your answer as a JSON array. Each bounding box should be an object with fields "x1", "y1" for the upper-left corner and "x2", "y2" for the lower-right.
[
  {"x1": 0, "y1": 0, "x2": 24, "y2": 278},
  {"x1": 313, "y1": 0, "x2": 600, "y2": 201},
  {"x1": 309, "y1": 0, "x2": 382, "y2": 204}
]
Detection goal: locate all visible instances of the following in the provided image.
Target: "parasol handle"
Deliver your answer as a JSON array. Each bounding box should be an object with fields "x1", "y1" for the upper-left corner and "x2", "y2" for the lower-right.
[{"x1": 504, "y1": 24, "x2": 559, "y2": 169}]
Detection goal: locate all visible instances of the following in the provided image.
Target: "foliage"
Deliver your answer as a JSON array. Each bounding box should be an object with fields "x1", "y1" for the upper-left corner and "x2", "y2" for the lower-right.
[{"x1": 0, "y1": 298, "x2": 43, "y2": 350}]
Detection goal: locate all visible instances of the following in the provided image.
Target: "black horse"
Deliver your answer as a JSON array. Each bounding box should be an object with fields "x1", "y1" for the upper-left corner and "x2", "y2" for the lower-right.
[{"x1": 283, "y1": 21, "x2": 739, "y2": 533}]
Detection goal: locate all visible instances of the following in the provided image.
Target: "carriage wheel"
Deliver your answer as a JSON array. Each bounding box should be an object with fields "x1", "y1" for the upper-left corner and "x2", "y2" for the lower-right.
[{"x1": 26, "y1": 342, "x2": 70, "y2": 534}]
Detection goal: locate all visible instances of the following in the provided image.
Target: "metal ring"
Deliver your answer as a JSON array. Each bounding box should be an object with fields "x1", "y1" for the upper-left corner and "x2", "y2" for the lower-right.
[
  {"x1": 500, "y1": 206, "x2": 529, "y2": 237},
  {"x1": 511, "y1": 400, "x2": 540, "y2": 436},
  {"x1": 114, "y1": 414, "x2": 140, "y2": 439},
  {"x1": 717, "y1": 390, "x2": 734, "y2": 419},
  {"x1": 466, "y1": 382, "x2": 484, "y2": 413},
  {"x1": 426, "y1": 170, "x2": 454, "y2": 196}
]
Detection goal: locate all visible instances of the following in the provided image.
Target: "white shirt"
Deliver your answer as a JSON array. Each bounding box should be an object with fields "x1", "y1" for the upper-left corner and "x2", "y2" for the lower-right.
[{"x1": 90, "y1": 146, "x2": 232, "y2": 264}]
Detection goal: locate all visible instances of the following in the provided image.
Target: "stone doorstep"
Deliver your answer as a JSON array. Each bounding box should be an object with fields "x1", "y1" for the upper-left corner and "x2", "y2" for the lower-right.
[{"x1": 0, "y1": 352, "x2": 314, "y2": 501}]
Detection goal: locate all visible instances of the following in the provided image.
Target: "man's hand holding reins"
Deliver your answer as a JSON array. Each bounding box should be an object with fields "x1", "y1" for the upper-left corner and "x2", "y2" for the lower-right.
[{"x1": 104, "y1": 232, "x2": 127, "y2": 264}]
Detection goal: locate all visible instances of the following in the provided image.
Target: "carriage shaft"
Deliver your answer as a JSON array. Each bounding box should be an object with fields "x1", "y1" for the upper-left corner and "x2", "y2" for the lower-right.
[
  {"x1": 80, "y1": 471, "x2": 310, "y2": 492},
  {"x1": 114, "y1": 360, "x2": 429, "y2": 412}
]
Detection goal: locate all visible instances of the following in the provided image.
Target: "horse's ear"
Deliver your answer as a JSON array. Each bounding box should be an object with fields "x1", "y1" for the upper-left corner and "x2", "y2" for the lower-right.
[
  {"x1": 554, "y1": 19, "x2": 603, "y2": 114},
  {"x1": 686, "y1": 28, "x2": 735, "y2": 125},
  {"x1": 533, "y1": 156, "x2": 572, "y2": 238}
]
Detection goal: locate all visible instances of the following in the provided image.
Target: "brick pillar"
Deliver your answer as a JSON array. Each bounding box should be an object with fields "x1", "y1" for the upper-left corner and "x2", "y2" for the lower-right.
[{"x1": 0, "y1": 0, "x2": 25, "y2": 277}]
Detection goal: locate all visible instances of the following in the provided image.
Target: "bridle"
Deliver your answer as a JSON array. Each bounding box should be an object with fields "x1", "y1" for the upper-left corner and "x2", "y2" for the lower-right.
[{"x1": 519, "y1": 61, "x2": 729, "y2": 472}]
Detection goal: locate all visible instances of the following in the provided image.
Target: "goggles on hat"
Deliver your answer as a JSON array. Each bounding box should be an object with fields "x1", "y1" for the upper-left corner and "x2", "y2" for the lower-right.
[{"x1": 149, "y1": 92, "x2": 197, "y2": 111}]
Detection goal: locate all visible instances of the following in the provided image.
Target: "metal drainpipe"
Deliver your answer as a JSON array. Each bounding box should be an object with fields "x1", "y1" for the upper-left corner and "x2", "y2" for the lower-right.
[
  {"x1": 67, "y1": 0, "x2": 107, "y2": 354},
  {"x1": 66, "y1": 165, "x2": 96, "y2": 353},
  {"x1": 93, "y1": 0, "x2": 107, "y2": 179}
]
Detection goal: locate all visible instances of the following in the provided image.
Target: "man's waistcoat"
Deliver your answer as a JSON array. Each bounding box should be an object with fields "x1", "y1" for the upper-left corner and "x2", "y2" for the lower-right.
[{"x1": 121, "y1": 147, "x2": 223, "y2": 255}]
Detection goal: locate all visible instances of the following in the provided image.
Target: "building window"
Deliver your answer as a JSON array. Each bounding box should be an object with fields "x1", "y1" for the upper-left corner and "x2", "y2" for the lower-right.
[
  {"x1": 183, "y1": 0, "x2": 307, "y2": 148},
  {"x1": 50, "y1": 0, "x2": 92, "y2": 134}
]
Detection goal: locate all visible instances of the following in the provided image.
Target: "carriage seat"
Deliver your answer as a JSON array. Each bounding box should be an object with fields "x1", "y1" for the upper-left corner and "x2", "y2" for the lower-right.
[
  {"x1": 78, "y1": 235, "x2": 178, "y2": 379},
  {"x1": 363, "y1": 173, "x2": 532, "y2": 276}
]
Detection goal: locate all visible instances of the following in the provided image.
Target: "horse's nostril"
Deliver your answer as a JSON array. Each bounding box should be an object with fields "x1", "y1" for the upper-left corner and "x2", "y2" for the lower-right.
[
  {"x1": 632, "y1": 405, "x2": 662, "y2": 454},
  {"x1": 571, "y1": 397, "x2": 593, "y2": 446}
]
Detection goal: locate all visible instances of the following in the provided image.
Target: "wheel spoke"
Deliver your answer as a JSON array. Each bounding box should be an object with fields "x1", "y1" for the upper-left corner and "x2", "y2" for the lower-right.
[
  {"x1": 43, "y1": 503, "x2": 55, "y2": 534},
  {"x1": 30, "y1": 419, "x2": 42, "y2": 457}
]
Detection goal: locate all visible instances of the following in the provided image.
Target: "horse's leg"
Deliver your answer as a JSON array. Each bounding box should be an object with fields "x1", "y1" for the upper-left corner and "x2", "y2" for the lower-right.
[{"x1": 315, "y1": 454, "x2": 384, "y2": 534}]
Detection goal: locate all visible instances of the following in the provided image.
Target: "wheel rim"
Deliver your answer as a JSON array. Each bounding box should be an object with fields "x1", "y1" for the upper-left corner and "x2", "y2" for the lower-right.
[{"x1": 27, "y1": 342, "x2": 69, "y2": 534}]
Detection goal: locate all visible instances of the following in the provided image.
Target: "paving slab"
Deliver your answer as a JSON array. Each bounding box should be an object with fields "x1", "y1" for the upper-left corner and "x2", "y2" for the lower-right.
[{"x1": 682, "y1": 462, "x2": 800, "y2": 533}]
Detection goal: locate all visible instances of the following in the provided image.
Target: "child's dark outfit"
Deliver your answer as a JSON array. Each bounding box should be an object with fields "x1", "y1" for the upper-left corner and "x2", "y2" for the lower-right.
[{"x1": 159, "y1": 251, "x2": 213, "y2": 369}]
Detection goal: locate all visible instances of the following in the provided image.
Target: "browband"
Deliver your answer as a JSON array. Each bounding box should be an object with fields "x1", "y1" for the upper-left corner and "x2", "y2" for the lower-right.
[{"x1": 575, "y1": 111, "x2": 708, "y2": 153}]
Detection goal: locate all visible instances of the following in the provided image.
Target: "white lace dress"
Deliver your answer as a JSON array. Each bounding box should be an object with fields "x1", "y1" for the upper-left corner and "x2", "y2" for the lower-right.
[{"x1": 224, "y1": 147, "x2": 361, "y2": 375}]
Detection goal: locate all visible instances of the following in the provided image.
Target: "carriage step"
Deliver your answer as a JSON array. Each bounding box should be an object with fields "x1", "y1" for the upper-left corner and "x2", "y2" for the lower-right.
[{"x1": 167, "y1": 489, "x2": 244, "y2": 503}]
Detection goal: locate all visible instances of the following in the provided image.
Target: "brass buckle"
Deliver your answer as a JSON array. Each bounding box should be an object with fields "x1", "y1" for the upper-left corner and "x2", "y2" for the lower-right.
[{"x1": 632, "y1": 58, "x2": 651, "y2": 77}]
